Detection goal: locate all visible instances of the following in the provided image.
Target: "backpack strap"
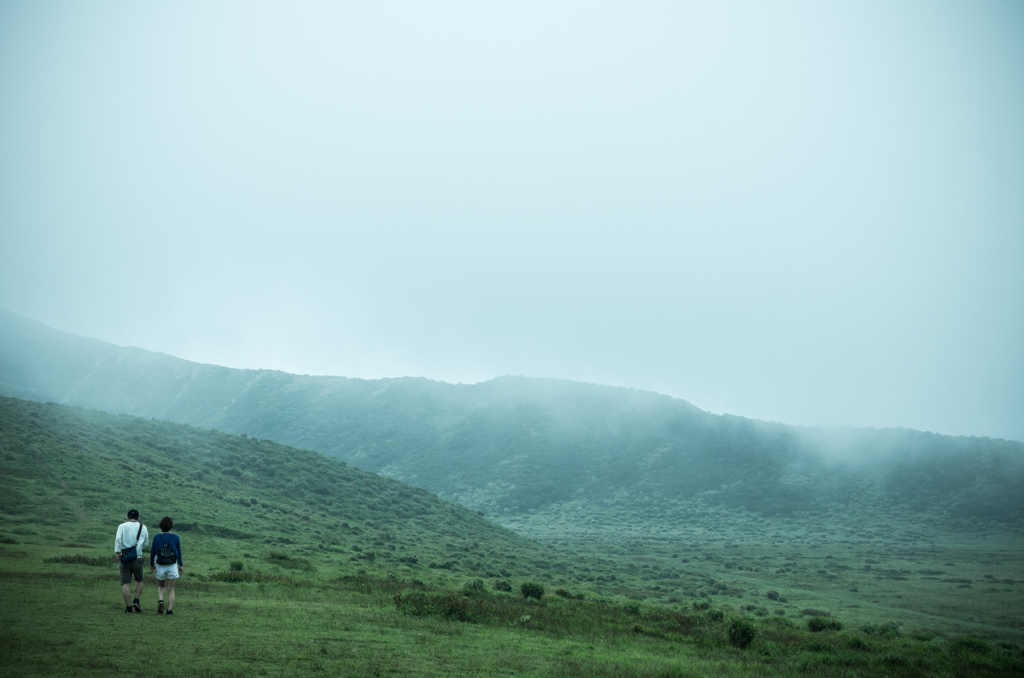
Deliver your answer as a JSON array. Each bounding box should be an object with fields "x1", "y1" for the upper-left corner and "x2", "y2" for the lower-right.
[{"x1": 123, "y1": 522, "x2": 143, "y2": 550}]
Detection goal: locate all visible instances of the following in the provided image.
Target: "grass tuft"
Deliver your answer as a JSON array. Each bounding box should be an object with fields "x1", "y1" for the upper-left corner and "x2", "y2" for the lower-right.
[
  {"x1": 727, "y1": 617, "x2": 758, "y2": 649},
  {"x1": 807, "y1": 616, "x2": 843, "y2": 632}
]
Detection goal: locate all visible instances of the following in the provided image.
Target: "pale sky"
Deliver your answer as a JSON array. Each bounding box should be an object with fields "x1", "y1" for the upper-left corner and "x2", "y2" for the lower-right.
[{"x1": 1, "y1": 1, "x2": 1022, "y2": 441}]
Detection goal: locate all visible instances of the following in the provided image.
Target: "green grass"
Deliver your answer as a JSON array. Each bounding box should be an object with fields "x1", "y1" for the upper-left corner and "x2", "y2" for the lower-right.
[
  {"x1": 519, "y1": 529, "x2": 1024, "y2": 641},
  {"x1": 2, "y1": 396, "x2": 1024, "y2": 675},
  {"x1": 2, "y1": 549, "x2": 1022, "y2": 677}
]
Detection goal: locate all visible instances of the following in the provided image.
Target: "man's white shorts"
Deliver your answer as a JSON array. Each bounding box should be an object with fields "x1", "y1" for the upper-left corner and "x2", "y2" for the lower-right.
[{"x1": 155, "y1": 563, "x2": 179, "y2": 580}]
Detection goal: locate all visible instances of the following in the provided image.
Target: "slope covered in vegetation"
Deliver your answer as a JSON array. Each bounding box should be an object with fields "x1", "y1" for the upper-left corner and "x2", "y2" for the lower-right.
[
  {"x1": 0, "y1": 395, "x2": 570, "y2": 584},
  {"x1": 3, "y1": 307, "x2": 1022, "y2": 536}
]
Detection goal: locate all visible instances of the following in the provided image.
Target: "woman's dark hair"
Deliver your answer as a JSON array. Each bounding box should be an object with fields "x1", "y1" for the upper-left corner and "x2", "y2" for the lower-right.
[{"x1": 159, "y1": 516, "x2": 173, "y2": 532}]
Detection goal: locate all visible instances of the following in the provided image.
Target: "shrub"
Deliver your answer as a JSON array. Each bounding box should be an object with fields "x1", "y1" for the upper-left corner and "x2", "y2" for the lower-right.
[
  {"x1": 847, "y1": 635, "x2": 868, "y2": 649},
  {"x1": 765, "y1": 590, "x2": 780, "y2": 601},
  {"x1": 554, "y1": 588, "x2": 585, "y2": 600},
  {"x1": 693, "y1": 601, "x2": 710, "y2": 611},
  {"x1": 633, "y1": 624, "x2": 665, "y2": 638},
  {"x1": 950, "y1": 638, "x2": 992, "y2": 655},
  {"x1": 0, "y1": 536, "x2": 18, "y2": 544},
  {"x1": 462, "y1": 578, "x2": 486, "y2": 596},
  {"x1": 520, "y1": 581, "x2": 545, "y2": 600},
  {"x1": 266, "y1": 552, "x2": 315, "y2": 571},
  {"x1": 393, "y1": 593, "x2": 485, "y2": 623},
  {"x1": 859, "y1": 621, "x2": 901, "y2": 639},
  {"x1": 801, "y1": 608, "x2": 830, "y2": 617},
  {"x1": 493, "y1": 580, "x2": 513, "y2": 592},
  {"x1": 229, "y1": 561, "x2": 244, "y2": 572},
  {"x1": 808, "y1": 616, "x2": 842, "y2": 632},
  {"x1": 622, "y1": 603, "x2": 642, "y2": 616},
  {"x1": 728, "y1": 617, "x2": 758, "y2": 649}
]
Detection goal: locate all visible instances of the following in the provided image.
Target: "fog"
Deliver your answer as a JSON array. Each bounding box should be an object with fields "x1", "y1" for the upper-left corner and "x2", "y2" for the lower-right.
[{"x1": 1, "y1": 1, "x2": 1022, "y2": 442}]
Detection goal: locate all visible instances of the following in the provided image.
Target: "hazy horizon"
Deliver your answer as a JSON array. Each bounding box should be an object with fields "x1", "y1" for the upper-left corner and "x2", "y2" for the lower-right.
[
  {"x1": 3, "y1": 304, "x2": 1021, "y2": 445},
  {"x1": 2, "y1": 1, "x2": 1022, "y2": 442}
]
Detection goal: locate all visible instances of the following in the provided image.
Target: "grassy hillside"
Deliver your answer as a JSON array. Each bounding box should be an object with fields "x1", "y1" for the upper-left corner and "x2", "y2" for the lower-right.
[
  {"x1": 3, "y1": 307, "x2": 1023, "y2": 539},
  {"x1": 0, "y1": 395, "x2": 574, "y2": 586},
  {"x1": 2, "y1": 396, "x2": 1023, "y2": 676}
]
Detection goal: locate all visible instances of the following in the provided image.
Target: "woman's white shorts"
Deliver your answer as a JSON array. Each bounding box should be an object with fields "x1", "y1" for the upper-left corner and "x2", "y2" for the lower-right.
[{"x1": 155, "y1": 563, "x2": 180, "y2": 580}]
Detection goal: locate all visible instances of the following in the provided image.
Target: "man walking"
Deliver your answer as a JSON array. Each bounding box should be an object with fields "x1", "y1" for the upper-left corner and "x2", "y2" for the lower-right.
[{"x1": 114, "y1": 509, "x2": 149, "y2": 613}]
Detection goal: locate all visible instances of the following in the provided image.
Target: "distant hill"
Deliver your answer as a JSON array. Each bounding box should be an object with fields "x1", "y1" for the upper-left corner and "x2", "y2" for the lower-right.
[{"x1": 2, "y1": 307, "x2": 1023, "y2": 534}]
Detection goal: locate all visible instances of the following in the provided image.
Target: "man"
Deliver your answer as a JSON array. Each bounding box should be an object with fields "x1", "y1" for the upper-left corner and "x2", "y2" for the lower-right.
[{"x1": 113, "y1": 509, "x2": 149, "y2": 613}]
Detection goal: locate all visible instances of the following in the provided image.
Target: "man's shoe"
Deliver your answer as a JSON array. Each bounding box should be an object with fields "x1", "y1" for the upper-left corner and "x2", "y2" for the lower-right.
[
  {"x1": 158, "y1": 600, "x2": 165, "y2": 614},
  {"x1": 166, "y1": 609, "x2": 174, "y2": 615},
  {"x1": 132, "y1": 602, "x2": 142, "y2": 613},
  {"x1": 124, "y1": 607, "x2": 132, "y2": 614}
]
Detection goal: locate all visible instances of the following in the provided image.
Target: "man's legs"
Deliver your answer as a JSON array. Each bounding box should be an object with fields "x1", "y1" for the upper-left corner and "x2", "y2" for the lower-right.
[
  {"x1": 133, "y1": 576, "x2": 144, "y2": 611},
  {"x1": 119, "y1": 560, "x2": 133, "y2": 612},
  {"x1": 118, "y1": 559, "x2": 143, "y2": 611}
]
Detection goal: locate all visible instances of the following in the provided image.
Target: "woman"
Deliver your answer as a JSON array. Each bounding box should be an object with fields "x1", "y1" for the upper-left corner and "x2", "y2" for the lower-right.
[{"x1": 149, "y1": 516, "x2": 183, "y2": 615}]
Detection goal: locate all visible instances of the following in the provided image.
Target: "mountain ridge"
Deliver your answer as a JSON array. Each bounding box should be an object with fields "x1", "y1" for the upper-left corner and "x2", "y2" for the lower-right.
[{"x1": 2, "y1": 306, "x2": 1022, "y2": 532}]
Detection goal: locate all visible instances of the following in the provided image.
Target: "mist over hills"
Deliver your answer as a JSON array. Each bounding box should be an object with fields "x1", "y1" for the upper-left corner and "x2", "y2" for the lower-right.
[{"x1": 2, "y1": 307, "x2": 1022, "y2": 533}]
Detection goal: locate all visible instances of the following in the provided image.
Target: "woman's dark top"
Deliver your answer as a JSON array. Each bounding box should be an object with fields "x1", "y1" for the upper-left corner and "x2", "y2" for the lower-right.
[{"x1": 149, "y1": 532, "x2": 183, "y2": 567}]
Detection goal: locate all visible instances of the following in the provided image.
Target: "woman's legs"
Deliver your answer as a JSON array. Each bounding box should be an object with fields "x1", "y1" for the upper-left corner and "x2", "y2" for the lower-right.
[{"x1": 166, "y1": 577, "x2": 176, "y2": 611}]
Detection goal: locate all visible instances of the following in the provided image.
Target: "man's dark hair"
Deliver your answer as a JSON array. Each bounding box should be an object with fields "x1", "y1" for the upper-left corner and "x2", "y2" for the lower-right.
[
  {"x1": 127, "y1": 509, "x2": 140, "y2": 519},
  {"x1": 159, "y1": 516, "x2": 173, "y2": 532}
]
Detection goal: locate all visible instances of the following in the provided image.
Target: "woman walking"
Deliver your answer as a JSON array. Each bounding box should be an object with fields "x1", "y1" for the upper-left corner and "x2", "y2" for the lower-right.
[{"x1": 149, "y1": 516, "x2": 183, "y2": 615}]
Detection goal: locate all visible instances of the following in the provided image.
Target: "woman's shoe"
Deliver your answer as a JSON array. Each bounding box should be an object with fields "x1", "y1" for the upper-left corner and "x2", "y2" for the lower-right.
[{"x1": 158, "y1": 600, "x2": 165, "y2": 614}]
